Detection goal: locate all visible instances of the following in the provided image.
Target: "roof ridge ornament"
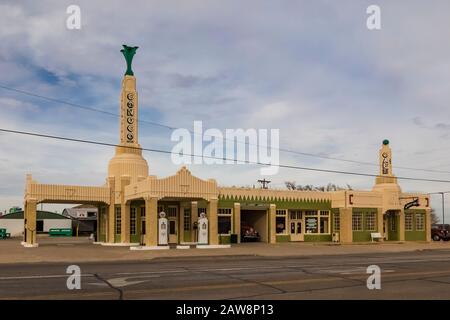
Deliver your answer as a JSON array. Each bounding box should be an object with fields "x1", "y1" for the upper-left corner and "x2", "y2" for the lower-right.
[{"x1": 121, "y1": 44, "x2": 138, "y2": 76}]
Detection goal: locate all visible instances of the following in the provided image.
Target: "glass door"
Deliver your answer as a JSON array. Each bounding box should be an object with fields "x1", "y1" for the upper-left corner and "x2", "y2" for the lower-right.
[
  {"x1": 289, "y1": 210, "x2": 304, "y2": 241},
  {"x1": 167, "y1": 205, "x2": 178, "y2": 243}
]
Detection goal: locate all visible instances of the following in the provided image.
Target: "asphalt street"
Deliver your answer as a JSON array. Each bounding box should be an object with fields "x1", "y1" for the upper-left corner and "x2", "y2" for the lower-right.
[{"x1": 1, "y1": 249, "x2": 450, "y2": 299}]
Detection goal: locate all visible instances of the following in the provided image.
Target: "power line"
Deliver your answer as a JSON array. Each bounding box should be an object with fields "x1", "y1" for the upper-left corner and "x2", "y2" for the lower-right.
[
  {"x1": 1, "y1": 127, "x2": 450, "y2": 184},
  {"x1": 1, "y1": 84, "x2": 450, "y2": 174}
]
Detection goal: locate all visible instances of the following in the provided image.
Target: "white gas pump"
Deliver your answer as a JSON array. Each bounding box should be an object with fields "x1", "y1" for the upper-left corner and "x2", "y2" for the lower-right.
[
  {"x1": 197, "y1": 212, "x2": 208, "y2": 245},
  {"x1": 158, "y1": 212, "x2": 168, "y2": 245}
]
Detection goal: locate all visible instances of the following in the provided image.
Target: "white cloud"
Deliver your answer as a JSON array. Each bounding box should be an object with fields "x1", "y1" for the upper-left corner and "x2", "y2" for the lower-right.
[{"x1": 0, "y1": 0, "x2": 449, "y2": 220}]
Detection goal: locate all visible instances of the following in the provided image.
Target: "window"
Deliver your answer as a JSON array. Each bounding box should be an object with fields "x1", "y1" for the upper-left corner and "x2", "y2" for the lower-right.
[
  {"x1": 130, "y1": 207, "x2": 136, "y2": 235},
  {"x1": 405, "y1": 213, "x2": 413, "y2": 231},
  {"x1": 333, "y1": 212, "x2": 340, "y2": 232},
  {"x1": 303, "y1": 210, "x2": 330, "y2": 234},
  {"x1": 305, "y1": 216, "x2": 318, "y2": 233},
  {"x1": 167, "y1": 206, "x2": 177, "y2": 218},
  {"x1": 198, "y1": 207, "x2": 207, "y2": 217},
  {"x1": 276, "y1": 210, "x2": 287, "y2": 234},
  {"x1": 305, "y1": 211, "x2": 318, "y2": 234},
  {"x1": 184, "y1": 209, "x2": 191, "y2": 231},
  {"x1": 352, "y1": 212, "x2": 363, "y2": 231},
  {"x1": 140, "y1": 207, "x2": 146, "y2": 235},
  {"x1": 87, "y1": 212, "x2": 96, "y2": 217},
  {"x1": 415, "y1": 214, "x2": 425, "y2": 231},
  {"x1": 100, "y1": 207, "x2": 106, "y2": 234},
  {"x1": 115, "y1": 207, "x2": 121, "y2": 234},
  {"x1": 320, "y1": 216, "x2": 329, "y2": 233},
  {"x1": 319, "y1": 211, "x2": 330, "y2": 233},
  {"x1": 219, "y1": 208, "x2": 232, "y2": 215},
  {"x1": 290, "y1": 210, "x2": 302, "y2": 220},
  {"x1": 218, "y1": 217, "x2": 231, "y2": 234},
  {"x1": 218, "y1": 208, "x2": 232, "y2": 234},
  {"x1": 365, "y1": 212, "x2": 376, "y2": 231}
]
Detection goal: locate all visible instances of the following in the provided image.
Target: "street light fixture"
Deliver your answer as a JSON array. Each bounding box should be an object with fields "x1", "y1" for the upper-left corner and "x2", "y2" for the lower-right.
[{"x1": 428, "y1": 191, "x2": 450, "y2": 226}]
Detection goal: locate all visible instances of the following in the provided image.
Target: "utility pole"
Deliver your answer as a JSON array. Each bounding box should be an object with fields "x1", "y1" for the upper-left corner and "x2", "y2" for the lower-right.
[{"x1": 257, "y1": 179, "x2": 271, "y2": 189}]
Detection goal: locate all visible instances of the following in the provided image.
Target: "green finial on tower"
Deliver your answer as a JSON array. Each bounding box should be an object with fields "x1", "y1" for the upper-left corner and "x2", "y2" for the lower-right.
[
  {"x1": 382, "y1": 139, "x2": 389, "y2": 145},
  {"x1": 121, "y1": 44, "x2": 139, "y2": 76}
]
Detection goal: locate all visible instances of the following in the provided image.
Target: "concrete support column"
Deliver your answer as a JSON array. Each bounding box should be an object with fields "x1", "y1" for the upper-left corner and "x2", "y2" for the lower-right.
[
  {"x1": 96, "y1": 205, "x2": 101, "y2": 242},
  {"x1": 107, "y1": 177, "x2": 115, "y2": 243},
  {"x1": 120, "y1": 176, "x2": 131, "y2": 243},
  {"x1": 121, "y1": 203, "x2": 130, "y2": 243},
  {"x1": 398, "y1": 209, "x2": 405, "y2": 241},
  {"x1": 269, "y1": 204, "x2": 276, "y2": 244},
  {"x1": 233, "y1": 202, "x2": 241, "y2": 243},
  {"x1": 107, "y1": 205, "x2": 115, "y2": 243},
  {"x1": 207, "y1": 198, "x2": 218, "y2": 245},
  {"x1": 24, "y1": 199, "x2": 37, "y2": 247},
  {"x1": 23, "y1": 200, "x2": 28, "y2": 244},
  {"x1": 179, "y1": 206, "x2": 185, "y2": 243},
  {"x1": 144, "y1": 196, "x2": 158, "y2": 246},
  {"x1": 191, "y1": 201, "x2": 198, "y2": 242},
  {"x1": 339, "y1": 208, "x2": 353, "y2": 243},
  {"x1": 376, "y1": 208, "x2": 384, "y2": 241},
  {"x1": 425, "y1": 208, "x2": 432, "y2": 242}
]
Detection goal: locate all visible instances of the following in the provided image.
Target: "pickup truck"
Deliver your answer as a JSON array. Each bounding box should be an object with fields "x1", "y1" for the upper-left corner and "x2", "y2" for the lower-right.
[{"x1": 432, "y1": 224, "x2": 450, "y2": 241}]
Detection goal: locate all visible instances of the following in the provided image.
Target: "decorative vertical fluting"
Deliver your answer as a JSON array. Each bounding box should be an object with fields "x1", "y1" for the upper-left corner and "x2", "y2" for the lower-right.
[{"x1": 120, "y1": 76, "x2": 139, "y2": 148}]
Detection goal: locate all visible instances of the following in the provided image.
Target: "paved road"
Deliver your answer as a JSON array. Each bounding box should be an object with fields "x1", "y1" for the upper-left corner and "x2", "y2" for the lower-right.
[{"x1": 1, "y1": 249, "x2": 450, "y2": 299}]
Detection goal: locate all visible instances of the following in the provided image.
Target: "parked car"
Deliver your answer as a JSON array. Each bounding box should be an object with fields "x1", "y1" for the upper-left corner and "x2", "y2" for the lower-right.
[
  {"x1": 241, "y1": 224, "x2": 260, "y2": 242},
  {"x1": 431, "y1": 224, "x2": 450, "y2": 241}
]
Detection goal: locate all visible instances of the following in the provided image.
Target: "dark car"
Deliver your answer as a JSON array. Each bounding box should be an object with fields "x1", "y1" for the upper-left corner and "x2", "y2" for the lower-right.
[
  {"x1": 431, "y1": 224, "x2": 450, "y2": 241},
  {"x1": 241, "y1": 224, "x2": 260, "y2": 242}
]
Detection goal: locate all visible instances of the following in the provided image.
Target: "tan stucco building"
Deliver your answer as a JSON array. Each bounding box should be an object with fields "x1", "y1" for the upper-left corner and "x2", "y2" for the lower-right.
[{"x1": 22, "y1": 48, "x2": 431, "y2": 248}]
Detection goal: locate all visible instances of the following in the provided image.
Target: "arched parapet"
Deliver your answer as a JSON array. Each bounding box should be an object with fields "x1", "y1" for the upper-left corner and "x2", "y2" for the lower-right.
[{"x1": 124, "y1": 166, "x2": 219, "y2": 203}]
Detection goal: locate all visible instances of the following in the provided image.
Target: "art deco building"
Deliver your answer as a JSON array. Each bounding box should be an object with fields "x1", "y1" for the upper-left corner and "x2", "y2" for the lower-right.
[{"x1": 22, "y1": 46, "x2": 431, "y2": 248}]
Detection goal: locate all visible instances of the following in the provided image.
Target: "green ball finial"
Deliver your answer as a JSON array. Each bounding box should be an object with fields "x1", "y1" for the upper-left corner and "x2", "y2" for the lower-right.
[{"x1": 382, "y1": 139, "x2": 389, "y2": 145}]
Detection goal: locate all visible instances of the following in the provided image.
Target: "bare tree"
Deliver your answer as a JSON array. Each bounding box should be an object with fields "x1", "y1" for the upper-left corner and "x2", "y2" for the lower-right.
[
  {"x1": 285, "y1": 181, "x2": 352, "y2": 192},
  {"x1": 285, "y1": 181, "x2": 297, "y2": 191},
  {"x1": 431, "y1": 208, "x2": 440, "y2": 225}
]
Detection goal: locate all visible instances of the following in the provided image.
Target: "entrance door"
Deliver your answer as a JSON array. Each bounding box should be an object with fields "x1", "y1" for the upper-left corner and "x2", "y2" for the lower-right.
[
  {"x1": 386, "y1": 211, "x2": 399, "y2": 241},
  {"x1": 37, "y1": 220, "x2": 44, "y2": 233},
  {"x1": 289, "y1": 210, "x2": 304, "y2": 241},
  {"x1": 167, "y1": 206, "x2": 178, "y2": 244}
]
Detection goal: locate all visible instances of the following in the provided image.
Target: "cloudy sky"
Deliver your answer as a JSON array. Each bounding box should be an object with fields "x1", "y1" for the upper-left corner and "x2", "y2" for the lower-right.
[{"x1": 0, "y1": 0, "x2": 449, "y2": 220}]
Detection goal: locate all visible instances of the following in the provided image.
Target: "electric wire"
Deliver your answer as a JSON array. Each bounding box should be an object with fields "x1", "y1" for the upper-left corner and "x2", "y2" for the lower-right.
[
  {"x1": 1, "y1": 127, "x2": 450, "y2": 184},
  {"x1": 1, "y1": 84, "x2": 449, "y2": 174}
]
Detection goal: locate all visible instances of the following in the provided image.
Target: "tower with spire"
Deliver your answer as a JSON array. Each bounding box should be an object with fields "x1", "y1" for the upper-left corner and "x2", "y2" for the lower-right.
[{"x1": 108, "y1": 45, "x2": 149, "y2": 187}]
